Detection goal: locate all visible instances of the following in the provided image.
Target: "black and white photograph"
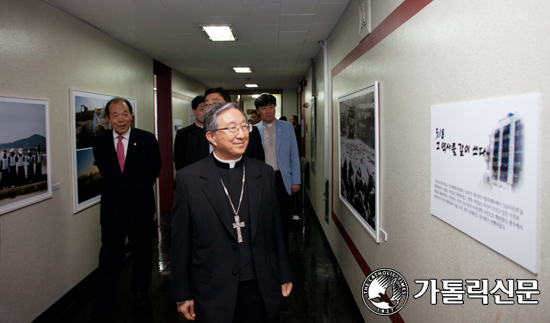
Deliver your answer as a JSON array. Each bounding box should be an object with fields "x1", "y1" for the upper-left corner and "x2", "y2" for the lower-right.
[
  {"x1": 0, "y1": 96, "x2": 51, "y2": 215},
  {"x1": 338, "y1": 82, "x2": 380, "y2": 241},
  {"x1": 71, "y1": 89, "x2": 137, "y2": 212}
]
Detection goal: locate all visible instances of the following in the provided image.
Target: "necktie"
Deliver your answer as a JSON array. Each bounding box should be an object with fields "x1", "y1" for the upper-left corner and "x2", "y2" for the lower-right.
[{"x1": 117, "y1": 135, "x2": 125, "y2": 172}]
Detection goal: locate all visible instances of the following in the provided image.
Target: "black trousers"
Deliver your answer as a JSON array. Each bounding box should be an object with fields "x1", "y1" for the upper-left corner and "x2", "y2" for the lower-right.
[
  {"x1": 1, "y1": 169, "x2": 8, "y2": 187},
  {"x1": 233, "y1": 279, "x2": 269, "y2": 323},
  {"x1": 275, "y1": 171, "x2": 291, "y2": 249},
  {"x1": 94, "y1": 208, "x2": 153, "y2": 316},
  {"x1": 36, "y1": 162, "x2": 42, "y2": 178}
]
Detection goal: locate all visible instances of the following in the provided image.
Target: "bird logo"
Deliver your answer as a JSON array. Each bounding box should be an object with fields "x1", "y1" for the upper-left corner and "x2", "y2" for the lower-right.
[{"x1": 361, "y1": 268, "x2": 409, "y2": 316}]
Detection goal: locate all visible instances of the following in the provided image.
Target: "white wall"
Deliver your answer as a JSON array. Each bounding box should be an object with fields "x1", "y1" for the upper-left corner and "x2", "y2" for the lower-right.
[
  {"x1": 307, "y1": 0, "x2": 550, "y2": 321},
  {"x1": 303, "y1": 52, "x2": 328, "y2": 224},
  {"x1": 171, "y1": 70, "x2": 207, "y2": 128},
  {"x1": 243, "y1": 100, "x2": 256, "y2": 119},
  {"x1": 282, "y1": 88, "x2": 298, "y2": 118},
  {"x1": 0, "y1": 1, "x2": 155, "y2": 321}
]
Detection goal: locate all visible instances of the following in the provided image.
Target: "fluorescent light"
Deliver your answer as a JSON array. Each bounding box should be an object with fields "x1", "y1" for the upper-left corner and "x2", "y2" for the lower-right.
[
  {"x1": 252, "y1": 95, "x2": 260, "y2": 98},
  {"x1": 245, "y1": 84, "x2": 258, "y2": 88},
  {"x1": 233, "y1": 67, "x2": 251, "y2": 73},
  {"x1": 201, "y1": 26, "x2": 236, "y2": 41}
]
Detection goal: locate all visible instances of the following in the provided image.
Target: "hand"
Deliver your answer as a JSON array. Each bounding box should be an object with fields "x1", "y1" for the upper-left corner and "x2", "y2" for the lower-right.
[
  {"x1": 291, "y1": 184, "x2": 300, "y2": 194},
  {"x1": 177, "y1": 300, "x2": 196, "y2": 321},
  {"x1": 281, "y1": 282, "x2": 293, "y2": 297}
]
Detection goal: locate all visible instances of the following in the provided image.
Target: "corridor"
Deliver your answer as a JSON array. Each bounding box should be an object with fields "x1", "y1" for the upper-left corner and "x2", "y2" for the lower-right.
[{"x1": 59, "y1": 199, "x2": 364, "y2": 323}]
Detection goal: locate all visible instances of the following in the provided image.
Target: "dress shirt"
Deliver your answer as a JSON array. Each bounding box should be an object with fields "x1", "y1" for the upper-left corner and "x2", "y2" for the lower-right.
[{"x1": 262, "y1": 122, "x2": 278, "y2": 171}]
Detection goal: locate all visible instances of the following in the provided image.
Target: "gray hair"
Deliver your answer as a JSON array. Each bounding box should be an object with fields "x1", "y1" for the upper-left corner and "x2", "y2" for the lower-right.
[{"x1": 204, "y1": 102, "x2": 247, "y2": 132}]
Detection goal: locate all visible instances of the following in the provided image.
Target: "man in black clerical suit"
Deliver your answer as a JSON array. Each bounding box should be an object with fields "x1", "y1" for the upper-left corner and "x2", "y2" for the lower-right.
[
  {"x1": 183, "y1": 87, "x2": 265, "y2": 167},
  {"x1": 173, "y1": 95, "x2": 204, "y2": 171},
  {"x1": 91, "y1": 98, "x2": 162, "y2": 321},
  {"x1": 171, "y1": 102, "x2": 292, "y2": 323},
  {"x1": 290, "y1": 115, "x2": 300, "y2": 140}
]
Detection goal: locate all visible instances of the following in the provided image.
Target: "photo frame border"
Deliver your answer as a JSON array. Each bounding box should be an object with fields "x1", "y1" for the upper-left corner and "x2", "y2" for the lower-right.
[
  {"x1": 0, "y1": 95, "x2": 52, "y2": 216},
  {"x1": 337, "y1": 81, "x2": 380, "y2": 242},
  {"x1": 70, "y1": 89, "x2": 137, "y2": 213}
]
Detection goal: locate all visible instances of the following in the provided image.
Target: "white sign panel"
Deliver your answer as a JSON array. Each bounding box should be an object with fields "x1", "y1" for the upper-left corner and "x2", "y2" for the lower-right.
[{"x1": 431, "y1": 94, "x2": 538, "y2": 273}]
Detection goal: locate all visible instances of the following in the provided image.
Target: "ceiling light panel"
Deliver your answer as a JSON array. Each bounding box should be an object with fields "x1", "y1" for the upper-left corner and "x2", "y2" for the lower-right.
[
  {"x1": 233, "y1": 67, "x2": 252, "y2": 73},
  {"x1": 201, "y1": 26, "x2": 236, "y2": 41}
]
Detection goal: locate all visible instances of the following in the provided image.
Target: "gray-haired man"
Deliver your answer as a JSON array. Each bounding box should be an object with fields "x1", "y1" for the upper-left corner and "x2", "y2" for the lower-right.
[{"x1": 171, "y1": 102, "x2": 292, "y2": 323}]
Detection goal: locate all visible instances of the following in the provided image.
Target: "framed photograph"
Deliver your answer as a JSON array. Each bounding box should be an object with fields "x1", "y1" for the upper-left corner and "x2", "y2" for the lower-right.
[
  {"x1": 70, "y1": 89, "x2": 136, "y2": 213},
  {"x1": 338, "y1": 82, "x2": 380, "y2": 242},
  {"x1": 0, "y1": 96, "x2": 51, "y2": 215}
]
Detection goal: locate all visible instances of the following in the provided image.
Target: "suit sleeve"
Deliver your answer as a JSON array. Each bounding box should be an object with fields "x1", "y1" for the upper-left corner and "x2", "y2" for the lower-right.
[
  {"x1": 184, "y1": 134, "x2": 195, "y2": 168},
  {"x1": 171, "y1": 171, "x2": 193, "y2": 302},
  {"x1": 251, "y1": 127, "x2": 265, "y2": 162},
  {"x1": 173, "y1": 130, "x2": 185, "y2": 171},
  {"x1": 289, "y1": 125, "x2": 301, "y2": 185},
  {"x1": 269, "y1": 168, "x2": 292, "y2": 284}
]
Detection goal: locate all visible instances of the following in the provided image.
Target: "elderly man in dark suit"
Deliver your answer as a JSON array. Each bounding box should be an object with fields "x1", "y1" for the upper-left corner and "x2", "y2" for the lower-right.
[
  {"x1": 171, "y1": 102, "x2": 292, "y2": 323},
  {"x1": 91, "y1": 98, "x2": 162, "y2": 321},
  {"x1": 183, "y1": 87, "x2": 265, "y2": 167},
  {"x1": 290, "y1": 114, "x2": 301, "y2": 142}
]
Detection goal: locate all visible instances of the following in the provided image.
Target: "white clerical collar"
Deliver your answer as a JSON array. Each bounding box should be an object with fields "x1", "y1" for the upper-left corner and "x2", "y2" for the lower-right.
[
  {"x1": 113, "y1": 127, "x2": 131, "y2": 140},
  {"x1": 195, "y1": 122, "x2": 203, "y2": 128},
  {"x1": 213, "y1": 152, "x2": 242, "y2": 169},
  {"x1": 263, "y1": 121, "x2": 275, "y2": 127}
]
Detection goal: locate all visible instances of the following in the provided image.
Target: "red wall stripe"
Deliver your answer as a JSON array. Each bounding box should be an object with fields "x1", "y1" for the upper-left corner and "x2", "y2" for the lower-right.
[
  {"x1": 332, "y1": 0, "x2": 433, "y2": 78},
  {"x1": 330, "y1": 1, "x2": 433, "y2": 322}
]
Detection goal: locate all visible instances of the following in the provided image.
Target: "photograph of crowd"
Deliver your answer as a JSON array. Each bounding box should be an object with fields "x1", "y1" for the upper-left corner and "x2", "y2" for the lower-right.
[
  {"x1": 71, "y1": 90, "x2": 136, "y2": 212},
  {"x1": 338, "y1": 84, "x2": 379, "y2": 239},
  {"x1": 0, "y1": 96, "x2": 50, "y2": 215}
]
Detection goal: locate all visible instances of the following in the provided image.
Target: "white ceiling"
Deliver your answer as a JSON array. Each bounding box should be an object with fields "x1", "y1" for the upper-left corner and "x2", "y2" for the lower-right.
[{"x1": 43, "y1": 0, "x2": 350, "y2": 90}]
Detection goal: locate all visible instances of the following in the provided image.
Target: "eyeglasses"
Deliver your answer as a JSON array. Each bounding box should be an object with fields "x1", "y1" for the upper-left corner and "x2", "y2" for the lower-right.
[
  {"x1": 202, "y1": 100, "x2": 221, "y2": 109},
  {"x1": 214, "y1": 124, "x2": 253, "y2": 134}
]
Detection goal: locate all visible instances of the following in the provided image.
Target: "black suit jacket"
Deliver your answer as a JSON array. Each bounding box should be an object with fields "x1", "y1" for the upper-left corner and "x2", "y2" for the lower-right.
[
  {"x1": 183, "y1": 126, "x2": 265, "y2": 168},
  {"x1": 93, "y1": 127, "x2": 162, "y2": 226},
  {"x1": 293, "y1": 123, "x2": 301, "y2": 141},
  {"x1": 173, "y1": 123, "x2": 201, "y2": 171},
  {"x1": 171, "y1": 155, "x2": 291, "y2": 322}
]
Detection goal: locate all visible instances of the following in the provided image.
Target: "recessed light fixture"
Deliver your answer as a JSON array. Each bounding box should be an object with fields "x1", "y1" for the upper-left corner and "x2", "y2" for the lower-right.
[
  {"x1": 200, "y1": 25, "x2": 236, "y2": 41},
  {"x1": 245, "y1": 84, "x2": 258, "y2": 88},
  {"x1": 233, "y1": 67, "x2": 252, "y2": 73}
]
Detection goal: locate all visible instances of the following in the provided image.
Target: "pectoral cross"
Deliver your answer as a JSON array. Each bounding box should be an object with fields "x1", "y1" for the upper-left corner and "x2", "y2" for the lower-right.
[{"x1": 233, "y1": 215, "x2": 245, "y2": 243}]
